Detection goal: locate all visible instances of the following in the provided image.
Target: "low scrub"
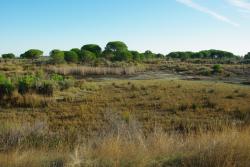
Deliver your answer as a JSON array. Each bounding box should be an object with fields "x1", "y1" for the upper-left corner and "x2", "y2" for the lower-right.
[{"x1": 0, "y1": 74, "x2": 14, "y2": 100}]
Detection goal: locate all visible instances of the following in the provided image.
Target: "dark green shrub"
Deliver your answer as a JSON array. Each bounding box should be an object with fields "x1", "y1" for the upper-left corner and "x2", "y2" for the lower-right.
[
  {"x1": 244, "y1": 52, "x2": 250, "y2": 59},
  {"x1": 130, "y1": 51, "x2": 141, "y2": 61},
  {"x1": 79, "y1": 50, "x2": 96, "y2": 62},
  {"x1": 0, "y1": 75, "x2": 14, "y2": 99},
  {"x1": 1, "y1": 53, "x2": 15, "y2": 59},
  {"x1": 20, "y1": 49, "x2": 43, "y2": 59},
  {"x1": 101, "y1": 50, "x2": 115, "y2": 60},
  {"x1": 18, "y1": 75, "x2": 37, "y2": 95},
  {"x1": 50, "y1": 50, "x2": 65, "y2": 64},
  {"x1": 113, "y1": 50, "x2": 132, "y2": 61},
  {"x1": 212, "y1": 64, "x2": 222, "y2": 73},
  {"x1": 143, "y1": 50, "x2": 155, "y2": 59},
  {"x1": 36, "y1": 81, "x2": 54, "y2": 96},
  {"x1": 51, "y1": 74, "x2": 64, "y2": 82},
  {"x1": 81, "y1": 44, "x2": 102, "y2": 57},
  {"x1": 70, "y1": 48, "x2": 81, "y2": 56},
  {"x1": 64, "y1": 51, "x2": 78, "y2": 63},
  {"x1": 58, "y1": 79, "x2": 74, "y2": 90},
  {"x1": 105, "y1": 41, "x2": 128, "y2": 52}
]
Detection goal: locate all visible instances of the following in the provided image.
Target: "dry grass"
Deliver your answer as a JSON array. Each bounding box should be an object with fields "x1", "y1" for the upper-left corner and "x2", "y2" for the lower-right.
[
  {"x1": 1, "y1": 79, "x2": 250, "y2": 136},
  {"x1": 65, "y1": 128, "x2": 250, "y2": 167},
  {"x1": 46, "y1": 65, "x2": 146, "y2": 77},
  {"x1": 1, "y1": 122, "x2": 250, "y2": 167},
  {"x1": 1, "y1": 59, "x2": 250, "y2": 166}
]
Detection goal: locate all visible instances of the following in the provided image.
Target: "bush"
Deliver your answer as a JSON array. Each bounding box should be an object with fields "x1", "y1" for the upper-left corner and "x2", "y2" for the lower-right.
[
  {"x1": 105, "y1": 41, "x2": 128, "y2": 52},
  {"x1": 1, "y1": 53, "x2": 15, "y2": 59},
  {"x1": 20, "y1": 49, "x2": 43, "y2": 59},
  {"x1": 50, "y1": 74, "x2": 74, "y2": 90},
  {"x1": 50, "y1": 50, "x2": 65, "y2": 64},
  {"x1": 36, "y1": 81, "x2": 54, "y2": 96},
  {"x1": 113, "y1": 50, "x2": 132, "y2": 61},
  {"x1": 81, "y1": 44, "x2": 102, "y2": 57},
  {"x1": 130, "y1": 51, "x2": 141, "y2": 61},
  {"x1": 0, "y1": 75, "x2": 14, "y2": 99},
  {"x1": 58, "y1": 79, "x2": 74, "y2": 90},
  {"x1": 101, "y1": 50, "x2": 115, "y2": 60},
  {"x1": 244, "y1": 52, "x2": 250, "y2": 59},
  {"x1": 64, "y1": 51, "x2": 78, "y2": 63},
  {"x1": 199, "y1": 68, "x2": 211, "y2": 76},
  {"x1": 212, "y1": 64, "x2": 222, "y2": 73},
  {"x1": 18, "y1": 75, "x2": 37, "y2": 95},
  {"x1": 70, "y1": 48, "x2": 81, "y2": 56},
  {"x1": 79, "y1": 50, "x2": 96, "y2": 63},
  {"x1": 51, "y1": 74, "x2": 64, "y2": 82}
]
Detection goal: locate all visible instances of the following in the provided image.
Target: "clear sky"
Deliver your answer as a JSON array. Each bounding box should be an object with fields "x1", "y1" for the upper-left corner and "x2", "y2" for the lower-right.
[{"x1": 0, "y1": 0, "x2": 250, "y2": 56}]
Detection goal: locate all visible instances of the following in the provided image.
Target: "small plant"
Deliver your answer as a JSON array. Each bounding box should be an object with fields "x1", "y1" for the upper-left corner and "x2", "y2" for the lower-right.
[
  {"x1": 36, "y1": 81, "x2": 54, "y2": 96},
  {"x1": 179, "y1": 104, "x2": 189, "y2": 112},
  {"x1": 212, "y1": 64, "x2": 222, "y2": 73},
  {"x1": 18, "y1": 75, "x2": 37, "y2": 95},
  {"x1": 0, "y1": 74, "x2": 14, "y2": 99},
  {"x1": 199, "y1": 68, "x2": 211, "y2": 76},
  {"x1": 58, "y1": 79, "x2": 74, "y2": 90},
  {"x1": 191, "y1": 103, "x2": 198, "y2": 111},
  {"x1": 51, "y1": 74, "x2": 64, "y2": 82},
  {"x1": 122, "y1": 111, "x2": 131, "y2": 123}
]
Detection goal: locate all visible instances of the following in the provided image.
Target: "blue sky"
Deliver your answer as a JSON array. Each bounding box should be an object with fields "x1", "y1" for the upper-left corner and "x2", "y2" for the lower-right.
[{"x1": 0, "y1": 0, "x2": 250, "y2": 56}]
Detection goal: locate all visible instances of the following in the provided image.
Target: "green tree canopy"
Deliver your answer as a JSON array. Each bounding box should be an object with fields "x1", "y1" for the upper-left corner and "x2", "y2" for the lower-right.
[
  {"x1": 105, "y1": 41, "x2": 128, "y2": 52},
  {"x1": 64, "y1": 51, "x2": 78, "y2": 63},
  {"x1": 70, "y1": 48, "x2": 81, "y2": 56},
  {"x1": 79, "y1": 50, "x2": 96, "y2": 62},
  {"x1": 1, "y1": 53, "x2": 15, "y2": 59},
  {"x1": 50, "y1": 49, "x2": 65, "y2": 64},
  {"x1": 113, "y1": 50, "x2": 132, "y2": 61},
  {"x1": 101, "y1": 50, "x2": 115, "y2": 60},
  {"x1": 20, "y1": 49, "x2": 43, "y2": 59},
  {"x1": 167, "y1": 50, "x2": 236, "y2": 59},
  {"x1": 130, "y1": 51, "x2": 141, "y2": 61},
  {"x1": 81, "y1": 44, "x2": 102, "y2": 57},
  {"x1": 244, "y1": 52, "x2": 250, "y2": 59},
  {"x1": 143, "y1": 50, "x2": 155, "y2": 59},
  {"x1": 155, "y1": 53, "x2": 165, "y2": 59}
]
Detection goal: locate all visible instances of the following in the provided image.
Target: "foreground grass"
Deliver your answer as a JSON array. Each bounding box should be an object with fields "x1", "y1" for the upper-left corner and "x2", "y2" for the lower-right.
[{"x1": 1, "y1": 126, "x2": 250, "y2": 167}]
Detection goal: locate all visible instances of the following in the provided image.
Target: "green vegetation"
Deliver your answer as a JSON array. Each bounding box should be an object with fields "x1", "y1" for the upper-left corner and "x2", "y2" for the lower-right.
[
  {"x1": 81, "y1": 44, "x2": 102, "y2": 57},
  {"x1": 49, "y1": 49, "x2": 65, "y2": 64},
  {"x1": 3, "y1": 41, "x2": 247, "y2": 66},
  {"x1": 0, "y1": 74, "x2": 14, "y2": 100},
  {"x1": 0, "y1": 42, "x2": 250, "y2": 166},
  {"x1": 212, "y1": 64, "x2": 222, "y2": 73},
  {"x1": 1, "y1": 53, "x2": 15, "y2": 59},
  {"x1": 64, "y1": 51, "x2": 78, "y2": 63},
  {"x1": 20, "y1": 49, "x2": 43, "y2": 59},
  {"x1": 167, "y1": 49, "x2": 237, "y2": 60},
  {"x1": 245, "y1": 52, "x2": 250, "y2": 59},
  {"x1": 79, "y1": 50, "x2": 96, "y2": 62}
]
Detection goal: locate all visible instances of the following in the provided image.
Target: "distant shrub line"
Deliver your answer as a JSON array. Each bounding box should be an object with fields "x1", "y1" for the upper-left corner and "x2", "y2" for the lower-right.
[{"x1": 1, "y1": 41, "x2": 249, "y2": 63}]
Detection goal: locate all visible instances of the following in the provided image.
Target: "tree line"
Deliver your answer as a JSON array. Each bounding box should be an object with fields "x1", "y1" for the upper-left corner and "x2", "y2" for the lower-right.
[{"x1": 1, "y1": 41, "x2": 250, "y2": 63}]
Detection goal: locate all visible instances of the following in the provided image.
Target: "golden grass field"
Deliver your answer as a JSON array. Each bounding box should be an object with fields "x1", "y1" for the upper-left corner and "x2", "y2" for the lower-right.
[{"x1": 0, "y1": 59, "x2": 250, "y2": 166}]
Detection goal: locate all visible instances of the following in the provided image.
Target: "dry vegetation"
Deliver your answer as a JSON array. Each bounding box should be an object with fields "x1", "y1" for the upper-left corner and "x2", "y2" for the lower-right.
[{"x1": 0, "y1": 59, "x2": 250, "y2": 166}]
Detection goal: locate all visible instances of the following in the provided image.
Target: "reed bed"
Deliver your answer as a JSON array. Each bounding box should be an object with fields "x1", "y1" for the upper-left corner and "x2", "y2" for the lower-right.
[{"x1": 47, "y1": 65, "x2": 146, "y2": 77}]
